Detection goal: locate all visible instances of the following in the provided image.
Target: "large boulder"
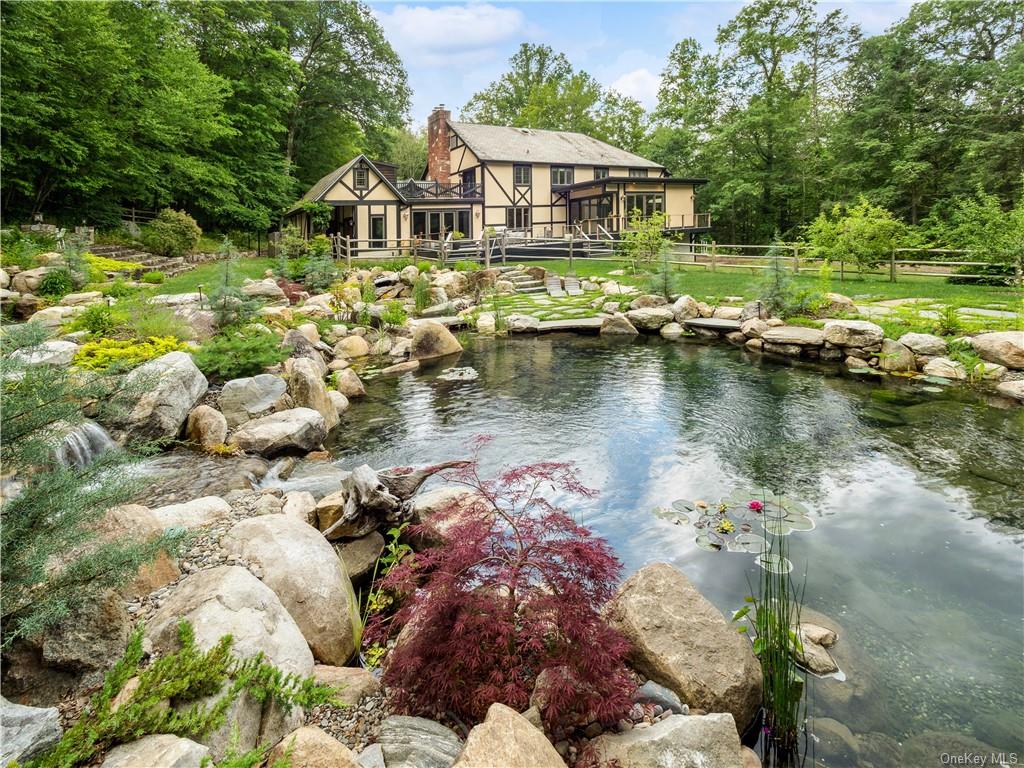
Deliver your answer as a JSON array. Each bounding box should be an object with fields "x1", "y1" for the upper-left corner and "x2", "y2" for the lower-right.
[
  {"x1": 589, "y1": 713, "x2": 744, "y2": 768},
  {"x1": 433, "y1": 270, "x2": 468, "y2": 297},
  {"x1": 600, "y1": 313, "x2": 639, "y2": 336},
  {"x1": 185, "y1": 405, "x2": 227, "y2": 449},
  {"x1": 453, "y1": 703, "x2": 564, "y2": 768},
  {"x1": 672, "y1": 295, "x2": 700, "y2": 322},
  {"x1": 822, "y1": 320, "x2": 884, "y2": 348},
  {"x1": 333, "y1": 368, "x2": 366, "y2": 398},
  {"x1": 379, "y1": 715, "x2": 463, "y2": 768},
  {"x1": 996, "y1": 380, "x2": 1024, "y2": 402},
  {"x1": 241, "y1": 278, "x2": 287, "y2": 302},
  {"x1": 625, "y1": 307, "x2": 675, "y2": 331},
  {"x1": 315, "y1": 465, "x2": 403, "y2": 540},
  {"x1": 898, "y1": 332, "x2": 947, "y2": 356},
  {"x1": 0, "y1": 697, "x2": 62, "y2": 765},
  {"x1": 100, "y1": 735, "x2": 209, "y2": 768},
  {"x1": 282, "y1": 330, "x2": 327, "y2": 375},
  {"x1": 288, "y1": 357, "x2": 340, "y2": 431},
  {"x1": 222, "y1": 514, "x2": 357, "y2": 666},
  {"x1": 606, "y1": 563, "x2": 762, "y2": 732},
  {"x1": 410, "y1": 320, "x2": 463, "y2": 360},
  {"x1": 11, "y1": 266, "x2": 55, "y2": 294},
  {"x1": 922, "y1": 357, "x2": 967, "y2": 380},
  {"x1": 10, "y1": 339, "x2": 79, "y2": 366},
  {"x1": 506, "y1": 314, "x2": 541, "y2": 333},
  {"x1": 312, "y1": 665, "x2": 381, "y2": 706},
  {"x1": 713, "y1": 306, "x2": 743, "y2": 321},
  {"x1": 151, "y1": 496, "x2": 231, "y2": 530},
  {"x1": 629, "y1": 294, "x2": 668, "y2": 310},
  {"x1": 95, "y1": 504, "x2": 181, "y2": 597},
  {"x1": 145, "y1": 566, "x2": 313, "y2": 759},
  {"x1": 761, "y1": 326, "x2": 824, "y2": 346},
  {"x1": 876, "y1": 338, "x2": 916, "y2": 372},
  {"x1": 110, "y1": 352, "x2": 208, "y2": 442},
  {"x1": 335, "y1": 335, "x2": 371, "y2": 359},
  {"x1": 268, "y1": 726, "x2": 360, "y2": 768},
  {"x1": 409, "y1": 486, "x2": 490, "y2": 545},
  {"x1": 971, "y1": 331, "x2": 1024, "y2": 369},
  {"x1": 660, "y1": 322, "x2": 684, "y2": 340},
  {"x1": 219, "y1": 374, "x2": 289, "y2": 428},
  {"x1": 228, "y1": 408, "x2": 326, "y2": 456}
]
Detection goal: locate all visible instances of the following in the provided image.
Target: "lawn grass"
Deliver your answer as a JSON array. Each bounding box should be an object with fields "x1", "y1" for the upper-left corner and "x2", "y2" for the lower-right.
[
  {"x1": 519, "y1": 258, "x2": 1023, "y2": 309},
  {"x1": 482, "y1": 291, "x2": 609, "y2": 321},
  {"x1": 147, "y1": 257, "x2": 278, "y2": 295}
]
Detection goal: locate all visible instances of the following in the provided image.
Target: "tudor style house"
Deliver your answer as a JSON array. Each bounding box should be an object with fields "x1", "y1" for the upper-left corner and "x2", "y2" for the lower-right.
[{"x1": 286, "y1": 105, "x2": 708, "y2": 247}]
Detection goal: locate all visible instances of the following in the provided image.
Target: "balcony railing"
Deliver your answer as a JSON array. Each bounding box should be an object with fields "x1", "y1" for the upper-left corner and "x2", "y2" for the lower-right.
[
  {"x1": 576, "y1": 212, "x2": 712, "y2": 231},
  {"x1": 397, "y1": 180, "x2": 483, "y2": 200}
]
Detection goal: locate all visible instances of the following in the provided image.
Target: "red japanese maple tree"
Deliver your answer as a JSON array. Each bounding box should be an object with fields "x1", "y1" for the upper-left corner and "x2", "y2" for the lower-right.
[{"x1": 369, "y1": 437, "x2": 635, "y2": 728}]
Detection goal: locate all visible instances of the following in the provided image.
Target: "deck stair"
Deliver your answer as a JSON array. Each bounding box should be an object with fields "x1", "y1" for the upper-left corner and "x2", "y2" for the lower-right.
[
  {"x1": 500, "y1": 266, "x2": 547, "y2": 295},
  {"x1": 87, "y1": 244, "x2": 192, "y2": 278}
]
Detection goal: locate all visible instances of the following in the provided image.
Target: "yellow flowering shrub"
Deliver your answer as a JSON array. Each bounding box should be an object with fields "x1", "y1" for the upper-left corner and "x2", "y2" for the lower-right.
[
  {"x1": 73, "y1": 336, "x2": 187, "y2": 371},
  {"x1": 85, "y1": 253, "x2": 143, "y2": 272}
]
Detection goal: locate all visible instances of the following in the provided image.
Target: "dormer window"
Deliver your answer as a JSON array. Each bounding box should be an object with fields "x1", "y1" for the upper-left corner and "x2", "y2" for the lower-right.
[
  {"x1": 628, "y1": 168, "x2": 649, "y2": 178},
  {"x1": 513, "y1": 164, "x2": 532, "y2": 186},
  {"x1": 353, "y1": 166, "x2": 369, "y2": 189}
]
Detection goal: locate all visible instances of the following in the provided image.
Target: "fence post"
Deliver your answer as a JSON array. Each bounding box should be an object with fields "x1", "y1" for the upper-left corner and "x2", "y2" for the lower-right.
[
  {"x1": 793, "y1": 245, "x2": 800, "y2": 274},
  {"x1": 568, "y1": 236, "x2": 574, "y2": 273},
  {"x1": 500, "y1": 232, "x2": 507, "y2": 265},
  {"x1": 889, "y1": 248, "x2": 896, "y2": 282},
  {"x1": 344, "y1": 236, "x2": 352, "y2": 269},
  {"x1": 839, "y1": 258, "x2": 844, "y2": 283},
  {"x1": 483, "y1": 229, "x2": 491, "y2": 269},
  {"x1": 710, "y1": 241, "x2": 717, "y2": 273}
]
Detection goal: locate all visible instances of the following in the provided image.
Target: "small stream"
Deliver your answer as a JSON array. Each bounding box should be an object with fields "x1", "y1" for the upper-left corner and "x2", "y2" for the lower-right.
[{"x1": 305, "y1": 333, "x2": 1024, "y2": 763}]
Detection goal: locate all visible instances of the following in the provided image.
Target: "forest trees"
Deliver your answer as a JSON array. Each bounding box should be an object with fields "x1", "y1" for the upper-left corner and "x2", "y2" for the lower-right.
[{"x1": 0, "y1": 0, "x2": 409, "y2": 231}]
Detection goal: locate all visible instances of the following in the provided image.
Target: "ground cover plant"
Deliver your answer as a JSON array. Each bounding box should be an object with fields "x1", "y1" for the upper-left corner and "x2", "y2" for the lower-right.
[
  {"x1": 22, "y1": 622, "x2": 336, "y2": 768},
  {"x1": 367, "y1": 439, "x2": 635, "y2": 728}
]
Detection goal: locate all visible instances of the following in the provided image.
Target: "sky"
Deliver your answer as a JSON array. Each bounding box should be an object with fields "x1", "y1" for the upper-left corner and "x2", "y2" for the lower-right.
[{"x1": 368, "y1": 1, "x2": 913, "y2": 127}]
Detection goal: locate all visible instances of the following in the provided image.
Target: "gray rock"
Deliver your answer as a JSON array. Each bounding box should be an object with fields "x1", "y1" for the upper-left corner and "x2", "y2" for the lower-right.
[
  {"x1": 110, "y1": 352, "x2": 208, "y2": 442},
  {"x1": 740, "y1": 319, "x2": 769, "y2": 338},
  {"x1": 0, "y1": 696, "x2": 62, "y2": 765},
  {"x1": 672, "y1": 295, "x2": 699, "y2": 322},
  {"x1": 877, "y1": 338, "x2": 916, "y2": 372},
  {"x1": 506, "y1": 313, "x2": 541, "y2": 333},
  {"x1": 629, "y1": 294, "x2": 668, "y2": 310},
  {"x1": 151, "y1": 496, "x2": 232, "y2": 529},
  {"x1": 600, "y1": 313, "x2": 639, "y2": 336},
  {"x1": 713, "y1": 306, "x2": 743, "y2": 320},
  {"x1": 635, "y1": 680, "x2": 685, "y2": 714},
  {"x1": 10, "y1": 339, "x2": 79, "y2": 366},
  {"x1": 241, "y1": 278, "x2": 287, "y2": 302},
  {"x1": 410, "y1": 320, "x2": 464, "y2": 358},
  {"x1": 922, "y1": 357, "x2": 967, "y2": 380},
  {"x1": 660, "y1": 322, "x2": 683, "y2": 340},
  {"x1": 996, "y1": 379, "x2": 1024, "y2": 402},
  {"x1": 971, "y1": 331, "x2": 1024, "y2": 369},
  {"x1": 379, "y1": 715, "x2": 462, "y2": 768},
  {"x1": 761, "y1": 325, "x2": 824, "y2": 346},
  {"x1": 590, "y1": 713, "x2": 744, "y2": 768},
  {"x1": 288, "y1": 357, "x2": 340, "y2": 431},
  {"x1": 898, "y1": 332, "x2": 947, "y2": 356},
  {"x1": 100, "y1": 734, "x2": 209, "y2": 768},
  {"x1": 228, "y1": 407, "x2": 327, "y2": 456},
  {"x1": 283, "y1": 329, "x2": 328, "y2": 374},
  {"x1": 357, "y1": 743, "x2": 386, "y2": 768},
  {"x1": 625, "y1": 307, "x2": 675, "y2": 330},
  {"x1": 822, "y1": 319, "x2": 884, "y2": 347},
  {"x1": 607, "y1": 563, "x2": 762, "y2": 732},
  {"x1": 220, "y1": 374, "x2": 289, "y2": 428},
  {"x1": 185, "y1": 404, "x2": 227, "y2": 448},
  {"x1": 739, "y1": 301, "x2": 768, "y2": 322},
  {"x1": 333, "y1": 368, "x2": 366, "y2": 398},
  {"x1": 222, "y1": 515, "x2": 358, "y2": 666}
]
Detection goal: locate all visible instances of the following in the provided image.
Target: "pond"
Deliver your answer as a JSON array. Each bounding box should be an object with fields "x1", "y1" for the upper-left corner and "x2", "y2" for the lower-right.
[{"x1": 317, "y1": 333, "x2": 1023, "y2": 763}]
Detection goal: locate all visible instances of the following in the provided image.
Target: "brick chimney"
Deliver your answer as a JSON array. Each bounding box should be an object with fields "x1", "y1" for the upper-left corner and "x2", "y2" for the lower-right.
[{"x1": 426, "y1": 105, "x2": 451, "y2": 182}]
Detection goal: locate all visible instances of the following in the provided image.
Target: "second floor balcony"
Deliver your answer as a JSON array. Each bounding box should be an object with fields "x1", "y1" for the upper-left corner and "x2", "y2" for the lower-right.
[{"x1": 398, "y1": 180, "x2": 482, "y2": 200}]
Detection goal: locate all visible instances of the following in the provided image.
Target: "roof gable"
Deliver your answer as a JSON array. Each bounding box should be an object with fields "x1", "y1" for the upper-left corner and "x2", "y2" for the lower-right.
[
  {"x1": 289, "y1": 155, "x2": 406, "y2": 213},
  {"x1": 448, "y1": 122, "x2": 663, "y2": 169}
]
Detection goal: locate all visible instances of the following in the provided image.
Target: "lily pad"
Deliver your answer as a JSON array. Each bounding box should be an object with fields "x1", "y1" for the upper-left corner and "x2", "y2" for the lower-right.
[
  {"x1": 728, "y1": 532, "x2": 768, "y2": 554},
  {"x1": 922, "y1": 375, "x2": 953, "y2": 385},
  {"x1": 696, "y1": 532, "x2": 724, "y2": 551},
  {"x1": 671, "y1": 499, "x2": 696, "y2": 514}
]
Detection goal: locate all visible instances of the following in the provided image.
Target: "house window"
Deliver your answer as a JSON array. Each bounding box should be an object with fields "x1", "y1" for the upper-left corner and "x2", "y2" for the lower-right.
[
  {"x1": 594, "y1": 167, "x2": 609, "y2": 180},
  {"x1": 624, "y1": 193, "x2": 663, "y2": 218},
  {"x1": 513, "y1": 164, "x2": 532, "y2": 186},
  {"x1": 412, "y1": 209, "x2": 471, "y2": 239},
  {"x1": 370, "y1": 215, "x2": 385, "y2": 247},
  {"x1": 449, "y1": 134, "x2": 459, "y2": 150},
  {"x1": 353, "y1": 166, "x2": 369, "y2": 189},
  {"x1": 506, "y1": 207, "x2": 530, "y2": 230},
  {"x1": 550, "y1": 166, "x2": 574, "y2": 186},
  {"x1": 628, "y1": 168, "x2": 649, "y2": 178}
]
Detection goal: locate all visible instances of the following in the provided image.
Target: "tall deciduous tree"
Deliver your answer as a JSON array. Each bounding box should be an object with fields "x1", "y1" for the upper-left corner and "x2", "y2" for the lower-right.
[{"x1": 383, "y1": 127, "x2": 428, "y2": 180}]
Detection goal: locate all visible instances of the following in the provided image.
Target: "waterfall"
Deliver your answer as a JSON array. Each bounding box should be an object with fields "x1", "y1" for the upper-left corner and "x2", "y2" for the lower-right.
[{"x1": 55, "y1": 421, "x2": 117, "y2": 469}]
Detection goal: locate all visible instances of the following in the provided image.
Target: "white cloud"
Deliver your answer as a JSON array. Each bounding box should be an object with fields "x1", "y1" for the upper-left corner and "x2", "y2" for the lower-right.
[
  {"x1": 373, "y1": 4, "x2": 527, "y2": 68},
  {"x1": 609, "y1": 68, "x2": 662, "y2": 109}
]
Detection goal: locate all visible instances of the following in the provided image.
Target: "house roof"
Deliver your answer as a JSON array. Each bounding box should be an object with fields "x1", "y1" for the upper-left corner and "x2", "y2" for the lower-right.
[
  {"x1": 559, "y1": 176, "x2": 708, "y2": 191},
  {"x1": 287, "y1": 155, "x2": 405, "y2": 214},
  {"x1": 448, "y1": 122, "x2": 664, "y2": 169}
]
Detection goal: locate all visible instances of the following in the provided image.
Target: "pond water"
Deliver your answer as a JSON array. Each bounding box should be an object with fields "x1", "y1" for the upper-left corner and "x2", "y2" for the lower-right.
[{"x1": 319, "y1": 334, "x2": 1023, "y2": 763}]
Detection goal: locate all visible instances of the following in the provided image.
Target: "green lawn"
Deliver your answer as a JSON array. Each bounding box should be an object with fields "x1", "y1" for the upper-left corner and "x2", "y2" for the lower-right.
[
  {"x1": 147, "y1": 257, "x2": 278, "y2": 295},
  {"x1": 483, "y1": 291, "x2": 608, "y2": 321},
  {"x1": 519, "y1": 258, "x2": 1023, "y2": 309}
]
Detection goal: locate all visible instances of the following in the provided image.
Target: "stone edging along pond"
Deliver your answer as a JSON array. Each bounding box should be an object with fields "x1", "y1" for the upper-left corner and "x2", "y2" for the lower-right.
[{"x1": 466, "y1": 288, "x2": 1024, "y2": 406}]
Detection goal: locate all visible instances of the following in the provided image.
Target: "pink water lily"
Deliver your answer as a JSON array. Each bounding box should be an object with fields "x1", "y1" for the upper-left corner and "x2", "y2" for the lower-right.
[{"x1": 748, "y1": 500, "x2": 764, "y2": 512}]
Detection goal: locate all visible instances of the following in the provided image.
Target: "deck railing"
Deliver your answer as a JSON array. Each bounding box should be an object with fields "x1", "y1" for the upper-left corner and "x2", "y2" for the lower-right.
[{"x1": 397, "y1": 180, "x2": 483, "y2": 199}]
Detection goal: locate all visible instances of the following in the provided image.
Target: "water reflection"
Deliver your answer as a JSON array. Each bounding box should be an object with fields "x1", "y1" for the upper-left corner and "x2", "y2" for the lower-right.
[{"x1": 328, "y1": 334, "x2": 1024, "y2": 759}]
